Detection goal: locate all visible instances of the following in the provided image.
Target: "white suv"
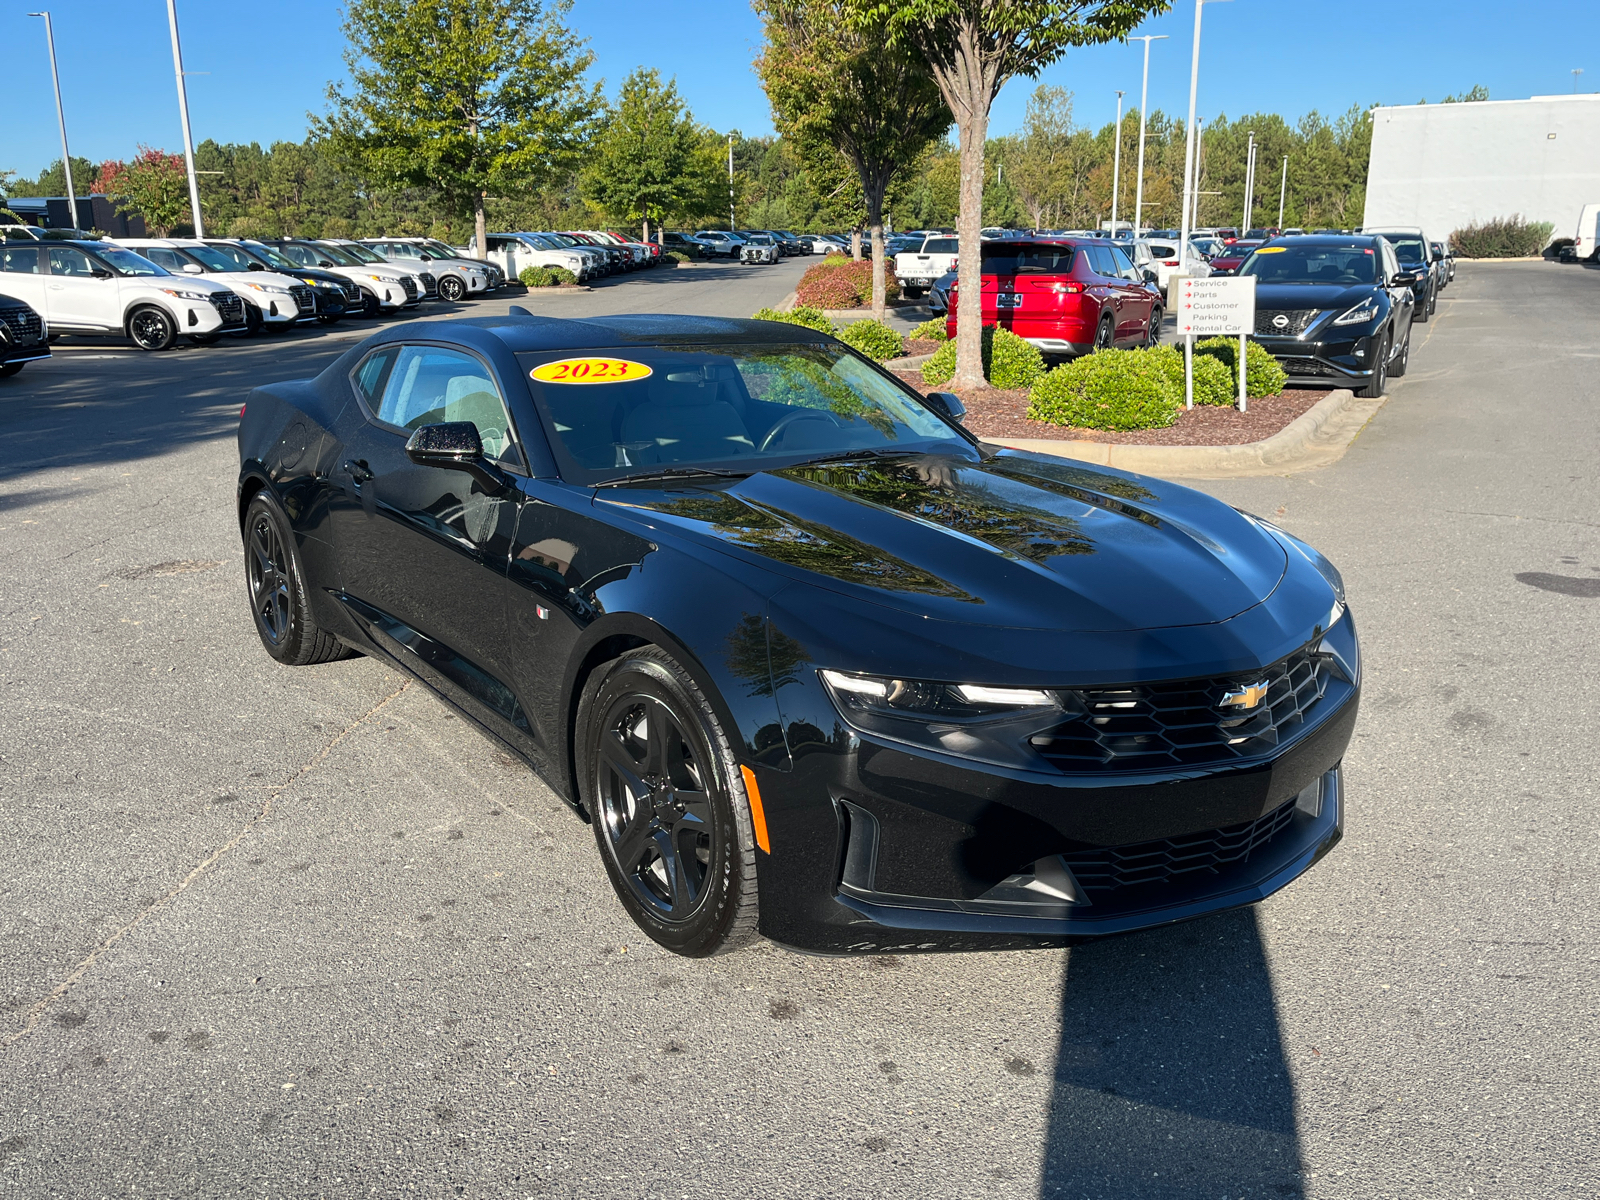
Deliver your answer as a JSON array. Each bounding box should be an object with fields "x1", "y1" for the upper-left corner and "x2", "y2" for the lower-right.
[
  {"x1": 893, "y1": 235, "x2": 959, "y2": 299},
  {"x1": 261, "y1": 239, "x2": 421, "y2": 315},
  {"x1": 0, "y1": 239, "x2": 245, "y2": 350},
  {"x1": 479, "y1": 233, "x2": 591, "y2": 283},
  {"x1": 114, "y1": 238, "x2": 312, "y2": 332},
  {"x1": 321, "y1": 240, "x2": 440, "y2": 300},
  {"x1": 361, "y1": 238, "x2": 487, "y2": 301}
]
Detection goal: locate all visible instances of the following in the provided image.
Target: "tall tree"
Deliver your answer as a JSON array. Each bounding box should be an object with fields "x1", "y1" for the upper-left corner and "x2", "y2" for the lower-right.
[
  {"x1": 844, "y1": 0, "x2": 1169, "y2": 386},
  {"x1": 756, "y1": 0, "x2": 951, "y2": 319},
  {"x1": 319, "y1": 0, "x2": 600, "y2": 253},
  {"x1": 583, "y1": 69, "x2": 706, "y2": 242},
  {"x1": 100, "y1": 149, "x2": 191, "y2": 236}
]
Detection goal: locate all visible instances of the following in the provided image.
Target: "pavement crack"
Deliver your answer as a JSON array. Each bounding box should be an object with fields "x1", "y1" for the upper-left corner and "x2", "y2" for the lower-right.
[{"x1": 0, "y1": 677, "x2": 410, "y2": 1050}]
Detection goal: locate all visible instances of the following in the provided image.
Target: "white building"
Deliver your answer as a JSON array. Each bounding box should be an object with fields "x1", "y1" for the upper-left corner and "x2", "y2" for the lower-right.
[{"x1": 1364, "y1": 93, "x2": 1600, "y2": 246}]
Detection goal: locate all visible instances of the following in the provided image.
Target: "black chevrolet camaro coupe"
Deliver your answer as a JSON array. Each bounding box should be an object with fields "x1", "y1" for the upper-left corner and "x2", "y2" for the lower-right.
[{"x1": 236, "y1": 313, "x2": 1360, "y2": 957}]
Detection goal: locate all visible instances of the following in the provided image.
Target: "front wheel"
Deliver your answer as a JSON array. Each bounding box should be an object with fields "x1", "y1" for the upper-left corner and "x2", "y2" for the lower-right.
[
  {"x1": 361, "y1": 289, "x2": 382, "y2": 318},
  {"x1": 243, "y1": 492, "x2": 353, "y2": 666},
  {"x1": 577, "y1": 647, "x2": 760, "y2": 958},
  {"x1": 1357, "y1": 332, "x2": 1389, "y2": 398},
  {"x1": 1389, "y1": 327, "x2": 1411, "y2": 378},
  {"x1": 127, "y1": 305, "x2": 177, "y2": 351},
  {"x1": 1413, "y1": 287, "x2": 1431, "y2": 323},
  {"x1": 438, "y1": 275, "x2": 467, "y2": 302},
  {"x1": 317, "y1": 314, "x2": 341, "y2": 325},
  {"x1": 0, "y1": 362, "x2": 24, "y2": 379}
]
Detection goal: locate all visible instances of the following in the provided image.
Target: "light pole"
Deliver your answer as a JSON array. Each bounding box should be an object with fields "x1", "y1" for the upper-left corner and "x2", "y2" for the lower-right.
[
  {"x1": 27, "y1": 12, "x2": 79, "y2": 228},
  {"x1": 728, "y1": 136, "x2": 735, "y2": 231},
  {"x1": 1131, "y1": 34, "x2": 1167, "y2": 239},
  {"x1": 165, "y1": 0, "x2": 205, "y2": 238},
  {"x1": 1242, "y1": 130, "x2": 1256, "y2": 231},
  {"x1": 1277, "y1": 155, "x2": 1288, "y2": 228},
  {"x1": 1110, "y1": 90, "x2": 1126, "y2": 235},
  {"x1": 1179, "y1": 0, "x2": 1229, "y2": 266}
]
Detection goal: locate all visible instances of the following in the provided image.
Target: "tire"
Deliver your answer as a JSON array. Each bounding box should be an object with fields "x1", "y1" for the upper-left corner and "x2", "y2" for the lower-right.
[
  {"x1": 244, "y1": 304, "x2": 263, "y2": 336},
  {"x1": 318, "y1": 314, "x2": 341, "y2": 326},
  {"x1": 127, "y1": 305, "x2": 177, "y2": 351},
  {"x1": 1413, "y1": 285, "x2": 1431, "y2": 323},
  {"x1": 243, "y1": 491, "x2": 353, "y2": 667},
  {"x1": 1145, "y1": 306, "x2": 1164, "y2": 347},
  {"x1": 360, "y1": 289, "x2": 382, "y2": 318},
  {"x1": 1357, "y1": 331, "x2": 1389, "y2": 398},
  {"x1": 1427, "y1": 285, "x2": 1438, "y2": 318},
  {"x1": 1093, "y1": 313, "x2": 1115, "y2": 352},
  {"x1": 1389, "y1": 327, "x2": 1411, "y2": 378},
  {"x1": 576, "y1": 647, "x2": 760, "y2": 958},
  {"x1": 0, "y1": 362, "x2": 24, "y2": 379},
  {"x1": 439, "y1": 275, "x2": 466, "y2": 302}
]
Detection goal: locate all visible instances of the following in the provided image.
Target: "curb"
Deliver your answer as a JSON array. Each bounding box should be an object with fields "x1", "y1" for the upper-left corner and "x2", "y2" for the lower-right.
[
  {"x1": 775, "y1": 291, "x2": 799, "y2": 313},
  {"x1": 892, "y1": 353, "x2": 935, "y2": 370},
  {"x1": 985, "y1": 388, "x2": 1389, "y2": 478},
  {"x1": 518, "y1": 285, "x2": 594, "y2": 296}
]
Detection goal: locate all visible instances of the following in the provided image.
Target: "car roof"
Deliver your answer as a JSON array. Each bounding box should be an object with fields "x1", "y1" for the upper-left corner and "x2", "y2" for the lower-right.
[{"x1": 363, "y1": 313, "x2": 835, "y2": 355}]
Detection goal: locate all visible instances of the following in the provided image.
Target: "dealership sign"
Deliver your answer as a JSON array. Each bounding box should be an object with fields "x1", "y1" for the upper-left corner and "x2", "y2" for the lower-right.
[{"x1": 1176, "y1": 274, "x2": 1256, "y2": 336}]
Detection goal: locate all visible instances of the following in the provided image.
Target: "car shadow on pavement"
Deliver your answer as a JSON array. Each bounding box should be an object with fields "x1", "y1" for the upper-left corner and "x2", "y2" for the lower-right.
[{"x1": 1038, "y1": 907, "x2": 1302, "y2": 1199}]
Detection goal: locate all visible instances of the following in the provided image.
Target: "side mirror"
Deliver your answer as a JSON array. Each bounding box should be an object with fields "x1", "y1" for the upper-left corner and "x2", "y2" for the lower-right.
[
  {"x1": 923, "y1": 391, "x2": 967, "y2": 425},
  {"x1": 1142, "y1": 268, "x2": 1159, "y2": 283},
  {"x1": 1213, "y1": 267, "x2": 1234, "y2": 277},
  {"x1": 419, "y1": 253, "x2": 433, "y2": 261},
  {"x1": 92, "y1": 268, "x2": 114, "y2": 279},
  {"x1": 317, "y1": 260, "x2": 335, "y2": 267},
  {"x1": 405, "y1": 422, "x2": 512, "y2": 493},
  {"x1": 182, "y1": 262, "x2": 204, "y2": 275},
  {"x1": 1391, "y1": 271, "x2": 1417, "y2": 286},
  {"x1": 247, "y1": 261, "x2": 264, "y2": 271}
]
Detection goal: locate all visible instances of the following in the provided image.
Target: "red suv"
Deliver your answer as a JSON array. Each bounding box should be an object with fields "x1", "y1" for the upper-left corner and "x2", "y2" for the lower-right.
[{"x1": 945, "y1": 239, "x2": 1164, "y2": 356}]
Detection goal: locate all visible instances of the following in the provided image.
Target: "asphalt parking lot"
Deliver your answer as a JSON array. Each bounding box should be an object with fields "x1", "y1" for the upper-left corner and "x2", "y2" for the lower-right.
[{"x1": 1, "y1": 259, "x2": 1595, "y2": 1199}]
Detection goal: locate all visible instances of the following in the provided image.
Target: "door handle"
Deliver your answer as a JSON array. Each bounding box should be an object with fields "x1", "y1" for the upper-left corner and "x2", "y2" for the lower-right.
[{"x1": 343, "y1": 459, "x2": 374, "y2": 485}]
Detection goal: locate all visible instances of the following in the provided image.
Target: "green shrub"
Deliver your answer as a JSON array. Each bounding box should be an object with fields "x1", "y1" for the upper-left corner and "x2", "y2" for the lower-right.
[
  {"x1": 665, "y1": 250, "x2": 691, "y2": 264},
  {"x1": 751, "y1": 305, "x2": 838, "y2": 335},
  {"x1": 1449, "y1": 215, "x2": 1554, "y2": 258},
  {"x1": 839, "y1": 318, "x2": 904, "y2": 361},
  {"x1": 1195, "y1": 337, "x2": 1288, "y2": 398},
  {"x1": 908, "y1": 317, "x2": 949, "y2": 342},
  {"x1": 520, "y1": 265, "x2": 577, "y2": 287},
  {"x1": 1027, "y1": 350, "x2": 1182, "y2": 430},
  {"x1": 921, "y1": 327, "x2": 1045, "y2": 390}
]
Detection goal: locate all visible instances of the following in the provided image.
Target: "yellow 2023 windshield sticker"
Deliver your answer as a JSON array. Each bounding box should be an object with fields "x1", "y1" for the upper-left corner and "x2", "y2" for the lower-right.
[
  {"x1": 530, "y1": 357, "x2": 653, "y2": 385},
  {"x1": 1253, "y1": 246, "x2": 1287, "y2": 253}
]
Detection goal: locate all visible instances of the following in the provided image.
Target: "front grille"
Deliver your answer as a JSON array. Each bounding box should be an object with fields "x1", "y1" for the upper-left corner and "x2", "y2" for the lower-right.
[
  {"x1": 1255, "y1": 309, "x2": 1320, "y2": 336},
  {"x1": 0, "y1": 305, "x2": 44, "y2": 345},
  {"x1": 1031, "y1": 641, "x2": 1331, "y2": 772},
  {"x1": 398, "y1": 275, "x2": 418, "y2": 300},
  {"x1": 208, "y1": 291, "x2": 245, "y2": 325},
  {"x1": 1063, "y1": 795, "x2": 1300, "y2": 893},
  {"x1": 1278, "y1": 355, "x2": 1336, "y2": 376},
  {"x1": 341, "y1": 280, "x2": 362, "y2": 303},
  {"x1": 288, "y1": 284, "x2": 315, "y2": 315},
  {"x1": 418, "y1": 272, "x2": 439, "y2": 297}
]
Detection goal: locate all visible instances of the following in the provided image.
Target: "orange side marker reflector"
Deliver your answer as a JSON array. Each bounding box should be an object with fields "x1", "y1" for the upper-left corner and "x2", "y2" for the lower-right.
[{"x1": 740, "y1": 765, "x2": 771, "y2": 854}]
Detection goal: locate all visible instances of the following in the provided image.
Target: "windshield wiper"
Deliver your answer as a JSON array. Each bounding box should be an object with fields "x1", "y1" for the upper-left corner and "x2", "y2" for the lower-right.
[
  {"x1": 596, "y1": 466, "x2": 753, "y2": 488},
  {"x1": 787, "y1": 447, "x2": 925, "y2": 468}
]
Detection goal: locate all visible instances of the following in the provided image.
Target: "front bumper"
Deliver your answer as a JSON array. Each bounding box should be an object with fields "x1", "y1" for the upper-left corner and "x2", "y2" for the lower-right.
[{"x1": 1255, "y1": 331, "x2": 1383, "y2": 386}]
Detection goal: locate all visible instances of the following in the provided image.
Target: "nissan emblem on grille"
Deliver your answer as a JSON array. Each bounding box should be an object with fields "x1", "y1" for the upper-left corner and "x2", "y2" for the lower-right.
[{"x1": 1272, "y1": 313, "x2": 1289, "y2": 329}]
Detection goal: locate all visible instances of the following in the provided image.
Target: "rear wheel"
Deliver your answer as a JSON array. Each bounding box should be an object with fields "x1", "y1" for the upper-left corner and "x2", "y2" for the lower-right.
[
  {"x1": 127, "y1": 306, "x2": 177, "y2": 351},
  {"x1": 1389, "y1": 327, "x2": 1411, "y2": 378},
  {"x1": 1093, "y1": 313, "x2": 1115, "y2": 352},
  {"x1": 243, "y1": 491, "x2": 353, "y2": 666},
  {"x1": 1357, "y1": 331, "x2": 1390, "y2": 398},
  {"x1": 1413, "y1": 285, "x2": 1431, "y2": 323},
  {"x1": 577, "y1": 647, "x2": 760, "y2": 958}
]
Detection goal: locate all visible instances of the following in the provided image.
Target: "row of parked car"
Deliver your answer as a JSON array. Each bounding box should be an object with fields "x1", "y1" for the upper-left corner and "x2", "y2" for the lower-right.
[
  {"x1": 653, "y1": 229, "x2": 869, "y2": 263},
  {"x1": 474, "y1": 229, "x2": 666, "y2": 282},
  {"x1": 925, "y1": 228, "x2": 1447, "y2": 399},
  {"x1": 0, "y1": 226, "x2": 523, "y2": 369}
]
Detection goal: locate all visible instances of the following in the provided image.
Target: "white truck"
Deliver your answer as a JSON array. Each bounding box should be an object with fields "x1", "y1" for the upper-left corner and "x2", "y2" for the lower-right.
[
  {"x1": 893, "y1": 235, "x2": 959, "y2": 299},
  {"x1": 1574, "y1": 203, "x2": 1600, "y2": 262}
]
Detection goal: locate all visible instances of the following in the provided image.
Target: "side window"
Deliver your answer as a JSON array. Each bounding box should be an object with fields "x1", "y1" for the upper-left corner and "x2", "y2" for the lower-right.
[
  {"x1": 1108, "y1": 245, "x2": 1140, "y2": 281},
  {"x1": 0, "y1": 246, "x2": 43, "y2": 274},
  {"x1": 48, "y1": 247, "x2": 98, "y2": 277},
  {"x1": 352, "y1": 347, "x2": 397, "y2": 409},
  {"x1": 1380, "y1": 243, "x2": 1399, "y2": 282},
  {"x1": 144, "y1": 248, "x2": 186, "y2": 271},
  {"x1": 1086, "y1": 245, "x2": 1115, "y2": 278},
  {"x1": 376, "y1": 346, "x2": 520, "y2": 464},
  {"x1": 281, "y1": 244, "x2": 317, "y2": 266}
]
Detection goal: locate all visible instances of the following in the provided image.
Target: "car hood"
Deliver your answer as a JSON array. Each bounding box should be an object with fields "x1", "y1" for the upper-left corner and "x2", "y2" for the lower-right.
[
  {"x1": 1253, "y1": 282, "x2": 1381, "y2": 312},
  {"x1": 602, "y1": 451, "x2": 1287, "y2": 633}
]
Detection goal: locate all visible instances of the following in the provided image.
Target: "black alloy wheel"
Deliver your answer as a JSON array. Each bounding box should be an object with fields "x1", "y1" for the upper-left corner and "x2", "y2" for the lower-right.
[
  {"x1": 1357, "y1": 330, "x2": 1389, "y2": 398},
  {"x1": 1389, "y1": 327, "x2": 1411, "y2": 378},
  {"x1": 127, "y1": 305, "x2": 177, "y2": 351},
  {"x1": 439, "y1": 275, "x2": 467, "y2": 302},
  {"x1": 1093, "y1": 314, "x2": 1115, "y2": 352},
  {"x1": 242, "y1": 493, "x2": 353, "y2": 666},
  {"x1": 579, "y1": 648, "x2": 759, "y2": 957},
  {"x1": 1145, "y1": 306, "x2": 1164, "y2": 347}
]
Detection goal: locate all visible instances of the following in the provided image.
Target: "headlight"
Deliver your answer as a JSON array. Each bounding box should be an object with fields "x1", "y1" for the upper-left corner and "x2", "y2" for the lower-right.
[
  {"x1": 243, "y1": 283, "x2": 291, "y2": 295},
  {"x1": 820, "y1": 669, "x2": 1062, "y2": 769},
  {"x1": 160, "y1": 288, "x2": 212, "y2": 301},
  {"x1": 364, "y1": 273, "x2": 391, "y2": 282},
  {"x1": 1332, "y1": 298, "x2": 1380, "y2": 326}
]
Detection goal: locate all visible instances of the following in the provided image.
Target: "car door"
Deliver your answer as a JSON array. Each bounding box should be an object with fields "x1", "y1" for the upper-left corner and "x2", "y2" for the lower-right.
[
  {"x1": 330, "y1": 342, "x2": 529, "y2": 737},
  {"x1": 1107, "y1": 244, "x2": 1154, "y2": 341},
  {"x1": 0, "y1": 244, "x2": 49, "y2": 315},
  {"x1": 44, "y1": 246, "x2": 122, "y2": 331}
]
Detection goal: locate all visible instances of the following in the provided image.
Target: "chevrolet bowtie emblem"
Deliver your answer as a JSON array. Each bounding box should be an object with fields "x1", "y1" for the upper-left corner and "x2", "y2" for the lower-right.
[{"x1": 1221, "y1": 682, "x2": 1270, "y2": 709}]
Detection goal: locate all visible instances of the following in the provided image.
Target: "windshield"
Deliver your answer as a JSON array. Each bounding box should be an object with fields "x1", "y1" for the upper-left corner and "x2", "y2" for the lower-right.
[
  {"x1": 98, "y1": 248, "x2": 168, "y2": 277},
  {"x1": 314, "y1": 243, "x2": 362, "y2": 266},
  {"x1": 421, "y1": 240, "x2": 459, "y2": 258},
  {"x1": 519, "y1": 343, "x2": 970, "y2": 485},
  {"x1": 1241, "y1": 245, "x2": 1378, "y2": 285},
  {"x1": 241, "y1": 243, "x2": 299, "y2": 271},
  {"x1": 1380, "y1": 236, "x2": 1426, "y2": 263},
  {"x1": 336, "y1": 242, "x2": 385, "y2": 264},
  {"x1": 178, "y1": 244, "x2": 238, "y2": 272}
]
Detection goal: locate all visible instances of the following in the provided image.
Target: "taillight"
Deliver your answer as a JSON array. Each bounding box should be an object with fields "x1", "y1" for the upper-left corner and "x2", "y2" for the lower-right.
[
  {"x1": 1049, "y1": 282, "x2": 1084, "y2": 294},
  {"x1": 1162, "y1": 259, "x2": 1179, "y2": 266}
]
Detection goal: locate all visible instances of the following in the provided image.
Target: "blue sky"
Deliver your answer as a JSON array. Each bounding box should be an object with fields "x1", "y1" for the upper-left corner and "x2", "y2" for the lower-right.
[{"x1": 4, "y1": 0, "x2": 1593, "y2": 179}]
